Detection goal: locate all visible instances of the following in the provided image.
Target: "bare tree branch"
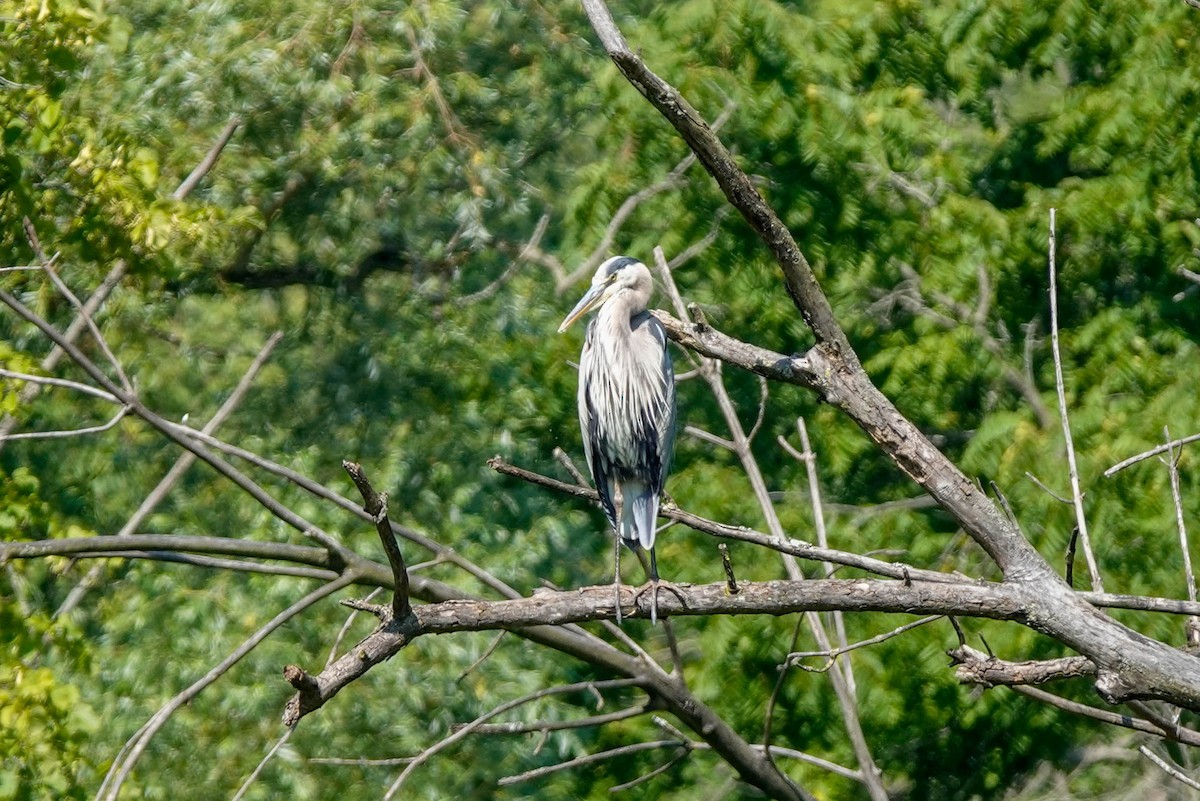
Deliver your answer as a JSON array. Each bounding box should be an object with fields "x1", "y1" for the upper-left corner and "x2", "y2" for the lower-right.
[
  {"x1": 949, "y1": 644, "x2": 1095, "y2": 688},
  {"x1": 1047, "y1": 208, "x2": 1103, "y2": 592},
  {"x1": 24, "y1": 219, "x2": 134, "y2": 395},
  {"x1": 231, "y1": 726, "x2": 293, "y2": 801},
  {"x1": 1163, "y1": 428, "x2": 1200, "y2": 646},
  {"x1": 1106, "y1": 430, "x2": 1200, "y2": 476},
  {"x1": 460, "y1": 703, "x2": 650, "y2": 735},
  {"x1": 789, "y1": 616, "x2": 942, "y2": 672},
  {"x1": 0, "y1": 368, "x2": 121, "y2": 403},
  {"x1": 0, "y1": 404, "x2": 129, "y2": 441},
  {"x1": 343, "y1": 461, "x2": 411, "y2": 619},
  {"x1": 498, "y1": 740, "x2": 688, "y2": 788},
  {"x1": 1008, "y1": 684, "x2": 1200, "y2": 744},
  {"x1": 1139, "y1": 745, "x2": 1200, "y2": 790}
]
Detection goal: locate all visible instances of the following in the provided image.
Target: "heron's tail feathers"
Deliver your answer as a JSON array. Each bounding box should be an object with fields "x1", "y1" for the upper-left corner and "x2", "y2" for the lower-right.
[{"x1": 619, "y1": 479, "x2": 658, "y2": 551}]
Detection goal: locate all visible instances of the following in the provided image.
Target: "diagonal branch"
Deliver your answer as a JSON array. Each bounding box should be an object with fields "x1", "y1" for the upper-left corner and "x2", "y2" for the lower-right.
[
  {"x1": 0, "y1": 261, "x2": 127, "y2": 450},
  {"x1": 54, "y1": 331, "x2": 283, "y2": 619},
  {"x1": 171, "y1": 115, "x2": 241, "y2": 201}
]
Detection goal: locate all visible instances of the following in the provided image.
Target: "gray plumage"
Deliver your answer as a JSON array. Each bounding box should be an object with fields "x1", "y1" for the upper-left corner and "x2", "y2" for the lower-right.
[{"x1": 559, "y1": 255, "x2": 676, "y2": 621}]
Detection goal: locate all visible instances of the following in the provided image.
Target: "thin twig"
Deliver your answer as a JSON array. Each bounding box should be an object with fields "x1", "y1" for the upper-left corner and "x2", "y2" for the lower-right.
[
  {"x1": 498, "y1": 740, "x2": 688, "y2": 787},
  {"x1": 608, "y1": 747, "x2": 689, "y2": 792},
  {"x1": 553, "y1": 446, "x2": 590, "y2": 486},
  {"x1": 0, "y1": 405, "x2": 129, "y2": 441},
  {"x1": 1047, "y1": 208, "x2": 1103, "y2": 591},
  {"x1": 25, "y1": 218, "x2": 133, "y2": 394},
  {"x1": 793, "y1": 417, "x2": 854, "y2": 685},
  {"x1": 746, "y1": 377, "x2": 769, "y2": 443},
  {"x1": 788, "y1": 616, "x2": 941, "y2": 671},
  {"x1": 0, "y1": 368, "x2": 121, "y2": 403},
  {"x1": 763, "y1": 619, "x2": 804, "y2": 761},
  {"x1": 1139, "y1": 745, "x2": 1200, "y2": 790},
  {"x1": 329, "y1": 588, "x2": 383, "y2": 667},
  {"x1": 456, "y1": 631, "x2": 507, "y2": 683},
  {"x1": 1024, "y1": 472, "x2": 1072, "y2": 504},
  {"x1": 462, "y1": 214, "x2": 549, "y2": 303},
  {"x1": 458, "y1": 703, "x2": 648, "y2": 735},
  {"x1": 684, "y1": 424, "x2": 736, "y2": 451},
  {"x1": 1106, "y1": 431, "x2": 1200, "y2": 476},
  {"x1": 75, "y1": 551, "x2": 339, "y2": 581},
  {"x1": 172, "y1": 115, "x2": 241, "y2": 200},
  {"x1": 1008, "y1": 684, "x2": 1200, "y2": 745},
  {"x1": 230, "y1": 726, "x2": 294, "y2": 801},
  {"x1": 1162, "y1": 427, "x2": 1200, "y2": 645}
]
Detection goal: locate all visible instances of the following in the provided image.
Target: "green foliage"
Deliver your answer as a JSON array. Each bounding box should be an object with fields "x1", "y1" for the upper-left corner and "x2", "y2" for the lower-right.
[{"x1": 4, "y1": 0, "x2": 1200, "y2": 798}]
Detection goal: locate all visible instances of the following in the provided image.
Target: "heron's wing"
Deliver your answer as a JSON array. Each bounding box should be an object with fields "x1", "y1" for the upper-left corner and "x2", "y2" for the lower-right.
[
  {"x1": 643, "y1": 315, "x2": 676, "y2": 499},
  {"x1": 579, "y1": 321, "x2": 619, "y2": 531}
]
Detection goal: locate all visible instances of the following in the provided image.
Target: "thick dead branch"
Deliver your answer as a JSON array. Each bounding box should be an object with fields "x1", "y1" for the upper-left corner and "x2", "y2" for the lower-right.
[{"x1": 283, "y1": 578, "x2": 1026, "y2": 724}]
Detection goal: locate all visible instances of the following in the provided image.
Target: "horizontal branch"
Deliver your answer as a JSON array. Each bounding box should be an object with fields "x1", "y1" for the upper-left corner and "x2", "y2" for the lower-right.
[
  {"x1": 489, "y1": 457, "x2": 954, "y2": 584},
  {"x1": 949, "y1": 645, "x2": 1095, "y2": 688},
  {"x1": 0, "y1": 534, "x2": 341, "y2": 570},
  {"x1": 283, "y1": 577, "x2": 1025, "y2": 725}
]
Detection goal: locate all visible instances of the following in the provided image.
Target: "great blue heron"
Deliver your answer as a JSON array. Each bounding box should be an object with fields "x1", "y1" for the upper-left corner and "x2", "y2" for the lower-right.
[{"x1": 558, "y1": 255, "x2": 677, "y2": 623}]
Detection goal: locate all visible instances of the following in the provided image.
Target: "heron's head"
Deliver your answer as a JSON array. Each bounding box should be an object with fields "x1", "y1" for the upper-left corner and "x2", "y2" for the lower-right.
[{"x1": 557, "y1": 256, "x2": 651, "y2": 333}]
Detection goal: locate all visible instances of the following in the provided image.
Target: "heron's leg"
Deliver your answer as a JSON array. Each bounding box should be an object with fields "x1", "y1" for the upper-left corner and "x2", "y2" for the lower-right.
[
  {"x1": 613, "y1": 533, "x2": 623, "y2": 625},
  {"x1": 649, "y1": 548, "x2": 659, "y2": 625},
  {"x1": 612, "y1": 483, "x2": 625, "y2": 625}
]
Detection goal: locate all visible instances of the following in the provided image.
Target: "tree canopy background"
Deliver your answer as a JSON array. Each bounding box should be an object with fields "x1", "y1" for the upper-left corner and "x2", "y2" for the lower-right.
[{"x1": 3, "y1": 0, "x2": 1200, "y2": 798}]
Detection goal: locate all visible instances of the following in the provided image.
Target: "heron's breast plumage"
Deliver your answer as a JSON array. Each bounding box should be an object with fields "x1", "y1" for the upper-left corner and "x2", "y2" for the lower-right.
[{"x1": 581, "y1": 308, "x2": 674, "y2": 482}]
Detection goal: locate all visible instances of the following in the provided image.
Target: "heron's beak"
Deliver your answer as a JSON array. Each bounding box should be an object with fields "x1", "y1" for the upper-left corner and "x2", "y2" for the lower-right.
[{"x1": 557, "y1": 283, "x2": 611, "y2": 333}]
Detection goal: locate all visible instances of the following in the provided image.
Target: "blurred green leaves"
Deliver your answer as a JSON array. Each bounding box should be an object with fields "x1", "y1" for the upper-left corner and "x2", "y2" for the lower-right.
[{"x1": 3, "y1": 0, "x2": 1200, "y2": 798}]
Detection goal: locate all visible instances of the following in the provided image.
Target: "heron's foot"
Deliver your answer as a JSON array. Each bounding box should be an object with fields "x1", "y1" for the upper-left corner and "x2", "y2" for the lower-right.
[
  {"x1": 612, "y1": 582, "x2": 638, "y2": 625},
  {"x1": 633, "y1": 579, "x2": 687, "y2": 625}
]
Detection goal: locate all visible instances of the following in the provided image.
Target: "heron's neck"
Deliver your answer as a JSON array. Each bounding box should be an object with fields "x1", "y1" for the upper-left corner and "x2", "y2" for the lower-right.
[{"x1": 596, "y1": 296, "x2": 643, "y2": 346}]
